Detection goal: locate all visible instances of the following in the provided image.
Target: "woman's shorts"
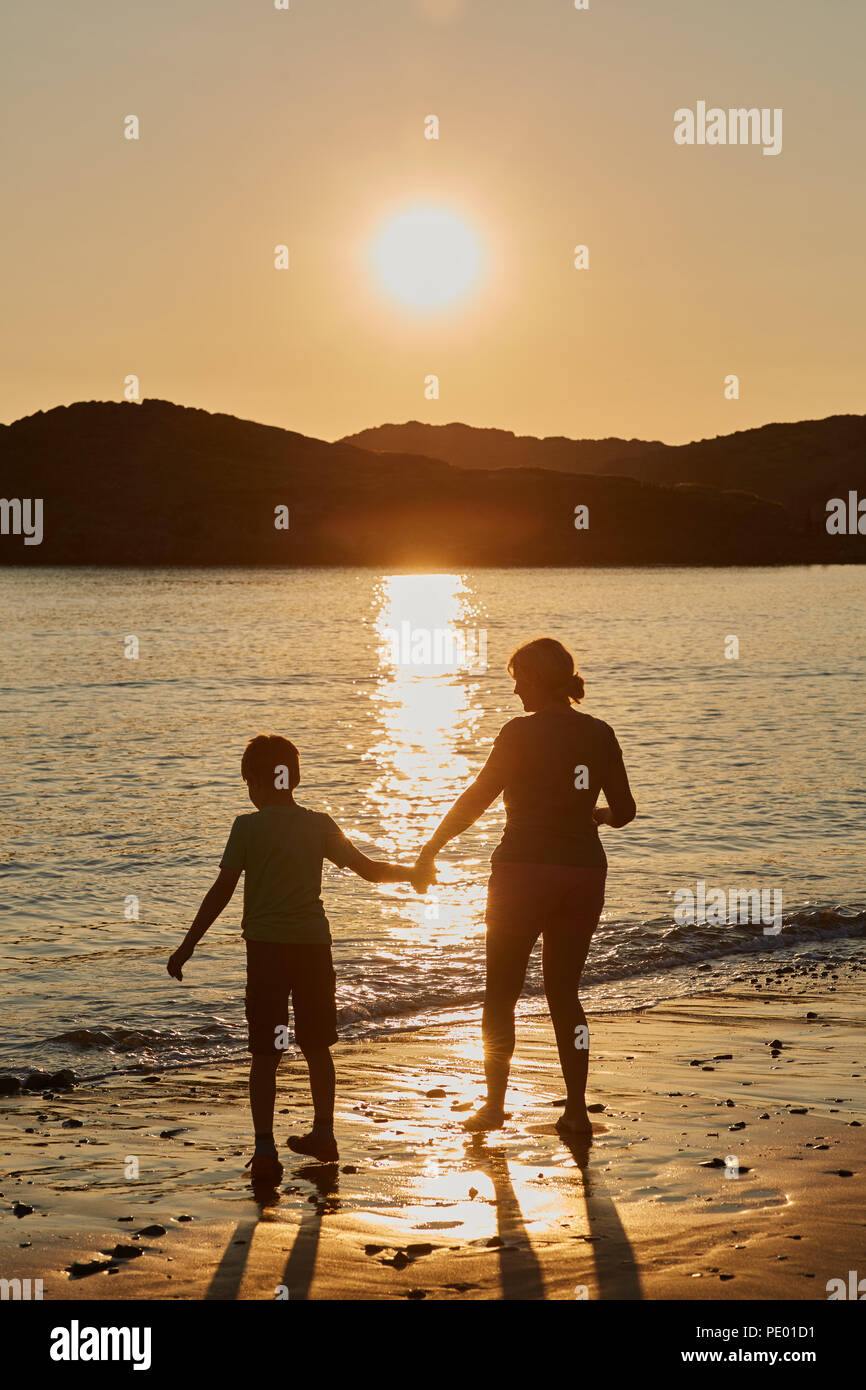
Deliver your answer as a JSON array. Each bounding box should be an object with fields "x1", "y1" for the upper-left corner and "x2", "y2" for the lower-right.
[{"x1": 485, "y1": 862, "x2": 606, "y2": 943}]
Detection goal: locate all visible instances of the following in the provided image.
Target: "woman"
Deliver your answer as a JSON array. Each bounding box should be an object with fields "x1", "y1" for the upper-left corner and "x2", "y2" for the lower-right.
[{"x1": 414, "y1": 637, "x2": 635, "y2": 1135}]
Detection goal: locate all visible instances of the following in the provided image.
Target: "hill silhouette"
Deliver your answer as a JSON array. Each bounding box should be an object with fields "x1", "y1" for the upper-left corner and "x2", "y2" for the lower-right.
[
  {"x1": 342, "y1": 422, "x2": 662, "y2": 475},
  {"x1": 341, "y1": 416, "x2": 866, "y2": 528},
  {"x1": 1, "y1": 399, "x2": 862, "y2": 566}
]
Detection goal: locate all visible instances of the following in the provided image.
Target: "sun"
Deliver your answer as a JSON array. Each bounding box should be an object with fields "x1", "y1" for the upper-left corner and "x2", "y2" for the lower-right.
[{"x1": 370, "y1": 206, "x2": 482, "y2": 310}]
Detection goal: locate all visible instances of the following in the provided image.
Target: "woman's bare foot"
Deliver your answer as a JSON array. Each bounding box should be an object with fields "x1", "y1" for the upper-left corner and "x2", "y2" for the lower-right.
[
  {"x1": 462, "y1": 1103, "x2": 511, "y2": 1132},
  {"x1": 556, "y1": 1108, "x2": 592, "y2": 1136}
]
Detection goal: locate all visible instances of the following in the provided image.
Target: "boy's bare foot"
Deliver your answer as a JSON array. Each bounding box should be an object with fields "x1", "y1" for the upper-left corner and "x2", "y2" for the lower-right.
[
  {"x1": 247, "y1": 1151, "x2": 284, "y2": 1184},
  {"x1": 288, "y1": 1128, "x2": 339, "y2": 1163},
  {"x1": 462, "y1": 1103, "x2": 511, "y2": 1132}
]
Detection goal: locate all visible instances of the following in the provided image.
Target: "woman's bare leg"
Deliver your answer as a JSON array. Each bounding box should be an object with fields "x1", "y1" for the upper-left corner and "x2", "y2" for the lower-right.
[
  {"x1": 542, "y1": 929, "x2": 594, "y2": 1132},
  {"x1": 465, "y1": 930, "x2": 535, "y2": 1129}
]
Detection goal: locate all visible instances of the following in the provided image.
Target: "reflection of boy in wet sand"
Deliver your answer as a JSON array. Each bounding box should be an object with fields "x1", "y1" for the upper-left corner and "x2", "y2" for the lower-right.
[{"x1": 168, "y1": 734, "x2": 429, "y2": 1183}]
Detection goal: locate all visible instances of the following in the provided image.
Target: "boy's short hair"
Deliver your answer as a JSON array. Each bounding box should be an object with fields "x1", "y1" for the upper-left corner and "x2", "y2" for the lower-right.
[{"x1": 241, "y1": 734, "x2": 300, "y2": 789}]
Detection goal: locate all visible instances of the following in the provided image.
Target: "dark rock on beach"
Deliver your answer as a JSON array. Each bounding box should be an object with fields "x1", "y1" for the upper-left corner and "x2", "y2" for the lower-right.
[
  {"x1": 68, "y1": 1259, "x2": 114, "y2": 1278},
  {"x1": 22, "y1": 1071, "x2": 53, "y2": 1090}
]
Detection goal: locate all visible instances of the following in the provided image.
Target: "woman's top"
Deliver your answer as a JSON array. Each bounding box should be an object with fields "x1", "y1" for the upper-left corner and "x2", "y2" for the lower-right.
[{"x1": 473, "y1": 706, "x2": 631, "y2": 868}]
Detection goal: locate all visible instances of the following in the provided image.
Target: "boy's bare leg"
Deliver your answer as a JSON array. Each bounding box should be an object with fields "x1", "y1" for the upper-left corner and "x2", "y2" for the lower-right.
[
  {"x1": 250, "y1": 1051, "x2": 281, "y2": 1140},
  {"x1": 304, "y1": 1044, "x2": 335, "y2": 1126},
  {"x1": 288, "y1": 1045, "x2": 338, "y2": 1161},
  {"x1": 248, "y1": 1052, "x2": 283, "y2": 1181}
]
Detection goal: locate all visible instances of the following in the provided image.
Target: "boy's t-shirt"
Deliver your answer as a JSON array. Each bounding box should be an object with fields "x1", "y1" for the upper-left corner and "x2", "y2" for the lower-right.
[{"x1": 219, "y1": 804, "x2": 353, "y2": 944}]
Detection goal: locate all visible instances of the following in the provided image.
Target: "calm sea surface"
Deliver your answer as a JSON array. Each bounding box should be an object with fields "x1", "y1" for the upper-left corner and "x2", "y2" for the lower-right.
[{"x1": 1, "y1": 566, "x2": 864, "y2": 1077}]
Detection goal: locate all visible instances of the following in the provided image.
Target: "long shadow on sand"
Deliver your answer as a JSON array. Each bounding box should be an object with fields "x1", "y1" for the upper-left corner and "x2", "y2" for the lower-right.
[
  {"x1": 204, "y1": 1166, "x2": 339, "y2": 1300},
  {"x1": 467, "y1": 1128, "x2": 642, "y2": 1300},
  {"x1": 204, "y1": 1214, "x2": 262, "y2": 1301},
  {"x1": 558, "y1": 1130, "x2": 643, "y2": 1300},
  {"x1": 277, "y1": 1163, "x2": 340, "y2": 1300},
  {"x1": 466, "y1": 1137, "x2": 546, "y2": 1300}
]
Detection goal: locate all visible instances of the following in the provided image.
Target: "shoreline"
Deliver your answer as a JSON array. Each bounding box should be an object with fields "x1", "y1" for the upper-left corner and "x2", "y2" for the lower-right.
[
  {"x1": 5, "y1": 930, "x2": 864, "y2": 1087},
  {"x1": 2, "y1": 962, "x2": 864, "y2": 1301}
]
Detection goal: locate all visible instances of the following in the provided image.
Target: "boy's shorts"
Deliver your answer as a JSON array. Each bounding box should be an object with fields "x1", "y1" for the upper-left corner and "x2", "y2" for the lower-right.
[{"x1": 244, "y1": 940, "x2": 337, "y2": 1055}]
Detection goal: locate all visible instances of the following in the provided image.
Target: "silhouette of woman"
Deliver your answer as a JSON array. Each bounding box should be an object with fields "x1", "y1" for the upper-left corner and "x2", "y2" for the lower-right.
[{"x1": 414, "y1": 638, "x2": 635, "y2": 1134}]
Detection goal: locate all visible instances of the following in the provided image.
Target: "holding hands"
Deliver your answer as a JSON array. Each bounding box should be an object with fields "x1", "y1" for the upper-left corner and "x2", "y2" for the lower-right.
[{"x1": 411, "y1": 844, "x2": 438, "y2": 894}]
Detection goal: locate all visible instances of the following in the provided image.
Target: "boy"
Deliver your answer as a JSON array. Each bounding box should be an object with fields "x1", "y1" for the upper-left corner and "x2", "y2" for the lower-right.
[{"x1": 167, "y1": 733, "x2": 428, "y2": 1183}]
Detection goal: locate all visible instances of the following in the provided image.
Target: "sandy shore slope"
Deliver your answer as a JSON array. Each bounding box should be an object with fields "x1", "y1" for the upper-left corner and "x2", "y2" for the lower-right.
[{"x1": 2, "y1": 964, "x2": 864, "y2": 1301}]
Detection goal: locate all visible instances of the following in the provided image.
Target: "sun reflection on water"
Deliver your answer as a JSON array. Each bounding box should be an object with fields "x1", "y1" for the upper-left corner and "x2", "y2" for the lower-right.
[{"x1": 365, "y1": 574, "x2": 489, "y2": 940}]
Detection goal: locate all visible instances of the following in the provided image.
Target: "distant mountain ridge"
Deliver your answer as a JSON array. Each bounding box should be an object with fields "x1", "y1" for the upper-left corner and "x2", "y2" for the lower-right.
[
  {"x1": 1, "y1": 399, "x2": 863, "y2": 566},
  {"x1": 341, "y1": 421, "x2": 663, "y2": 475},
  {"x1": 341, "y1": 416, "x2": 866, "y2": 526}
]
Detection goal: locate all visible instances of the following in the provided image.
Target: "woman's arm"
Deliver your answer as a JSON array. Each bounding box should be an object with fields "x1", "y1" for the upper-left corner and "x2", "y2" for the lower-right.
[
  {"x1": 413, "y1": 723, "x2": 510, "y2": 887},
  {"x1": 421, "y1": 778, "x2": 502, "y2": 858},
  {"x1": 594, "y1": 736, "x2": 636, "y2": 828}
]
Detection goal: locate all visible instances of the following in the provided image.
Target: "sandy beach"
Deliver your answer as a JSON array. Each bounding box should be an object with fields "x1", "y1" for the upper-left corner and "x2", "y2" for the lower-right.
[{"x1": 2, "y1": 954, "x2": 863, "y2": 1303}]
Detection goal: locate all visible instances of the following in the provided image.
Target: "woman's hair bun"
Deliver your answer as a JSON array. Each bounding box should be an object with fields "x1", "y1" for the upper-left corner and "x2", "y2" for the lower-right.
[
  {"x1": 569, "y1": 671, "x2": 586, "y2": 702},
  {"x1": 507, "y1": 637, "x2": 586, "y2": 705}
]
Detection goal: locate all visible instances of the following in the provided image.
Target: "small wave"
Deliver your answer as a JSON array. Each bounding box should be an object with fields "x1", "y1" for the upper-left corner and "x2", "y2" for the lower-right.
[{"x1": 47, "y1": 1024, "x2": 233, "y2": 1053}]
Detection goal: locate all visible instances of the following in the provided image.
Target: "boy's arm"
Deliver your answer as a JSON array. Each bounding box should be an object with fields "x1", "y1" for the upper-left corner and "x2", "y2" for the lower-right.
[
  {"x1": 324, "y1": 815, "x2": 432, "y2": 892},
  {"x1": 167, "y1": 867, "x2": 241, "y2": 981},
  {"x1": 326, "y1": 828, "x2": 430, "y2": 895},
  {"x1": 336, "y1": 841, "x2": 429, "y2": 889}
]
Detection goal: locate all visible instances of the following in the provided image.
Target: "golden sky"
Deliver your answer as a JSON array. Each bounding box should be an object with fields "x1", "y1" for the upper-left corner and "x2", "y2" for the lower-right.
[{"x1": 3, "y1": 0, "x2": 864, "y2": 444}]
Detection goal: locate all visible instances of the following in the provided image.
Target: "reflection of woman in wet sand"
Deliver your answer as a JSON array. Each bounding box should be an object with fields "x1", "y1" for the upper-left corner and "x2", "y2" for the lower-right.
[{"x1": 414, "y1": 638, "x2": 636, "y2": 1136}]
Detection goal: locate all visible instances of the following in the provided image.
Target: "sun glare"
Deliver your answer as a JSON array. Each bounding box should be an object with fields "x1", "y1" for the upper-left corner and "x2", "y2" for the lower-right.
[{"x1": 370, "y1": 207, "x2": 482, "y2": 309}]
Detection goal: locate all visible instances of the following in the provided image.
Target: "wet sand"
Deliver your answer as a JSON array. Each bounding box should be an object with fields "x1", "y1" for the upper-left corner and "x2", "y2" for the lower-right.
[{"x1": 2, "y1": 962, "x2": 864, "y2": 1301}]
